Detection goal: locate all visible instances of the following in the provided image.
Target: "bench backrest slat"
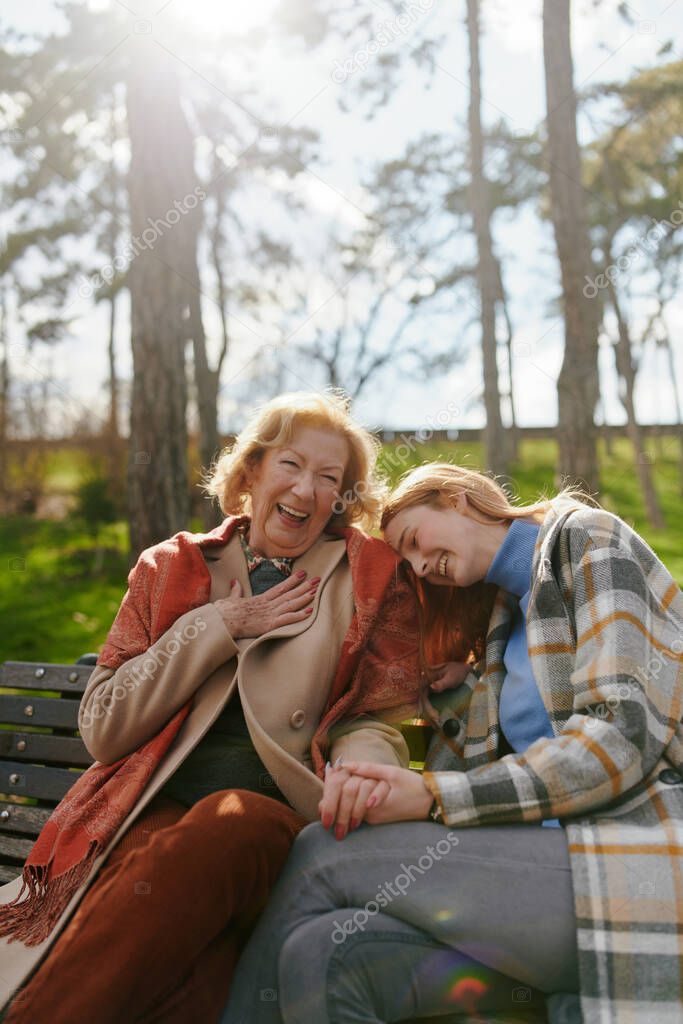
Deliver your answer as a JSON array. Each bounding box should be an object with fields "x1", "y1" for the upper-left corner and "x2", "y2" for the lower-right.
[
  {"x1": 0, "y1": 761, "x2": 86, "y2": 803},
  {"x1": 0, "y1": 732, "x2": 91, "y2": 767},
  {"x1": 0, "y1": 693, "x2": 81, "y2": 730},
  {"x1": 0, "y1": 800, "x2": 52, "y2": 837},
  {"x1": 0, "y1": 662, "x2": 93, "y2": 694},
  {"x1": 0, "y1": 834, "x2": 35, "y2": 862}
]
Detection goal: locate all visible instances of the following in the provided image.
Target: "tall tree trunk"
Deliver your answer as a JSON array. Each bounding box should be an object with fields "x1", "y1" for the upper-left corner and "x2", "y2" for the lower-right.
[
  {"x1": 107, "y1": 291, "x2": 119, "y2": 439},
  {"x1": 105, "y1": 101, "x2": 121, "y2": 444},
  {"x1": 186, "y1": 285, "x2": 222, "y2": 529},
  {"x1": 125, "y1": 52, "x2": 190, "y2": 558},
  {"x1": 661, "y1": 335, "x2": 683, "y2": 497},
  {"x1": 596, "y1": 395, "x2": 613, "y2": 457},
  {"x1": 542, "y1": 0, "x2": 600, "y2": 492},
  {"x1": 608, "y1": 282, "x2": 665, "y2": 529},
  {"x1": 494, "y1": 255, "x2": 518, "y2": 461},
  {"x1": 466, "y1": 0, "x2": 507, "y2": 478},
  {"x1": 0, "y1": 283, "x2": 8, "y2": 510},
  {"x1": 178, "y1": 167, "x2": 221, "y2": 529}
]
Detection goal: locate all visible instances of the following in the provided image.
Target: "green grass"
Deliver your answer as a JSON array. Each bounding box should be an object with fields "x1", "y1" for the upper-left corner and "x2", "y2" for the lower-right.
[
  {"x1": 0, "y1": 518, "x2": 130, "y2": 663},
  {"x1": 1, "y1": 435, "x2": 681, "y2": 664}
]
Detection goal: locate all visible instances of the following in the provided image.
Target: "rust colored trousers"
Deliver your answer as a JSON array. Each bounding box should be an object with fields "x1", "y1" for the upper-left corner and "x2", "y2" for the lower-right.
[{"x1": 5, "y1": 789, "x2": 307, "y2": 1024}]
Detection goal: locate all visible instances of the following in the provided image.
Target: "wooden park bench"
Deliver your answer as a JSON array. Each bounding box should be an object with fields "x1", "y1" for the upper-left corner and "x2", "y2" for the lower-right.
[
  {"x1": 0, "y1": 656, "x2": 431, "y2": 883},
  {"x1": 0, "y1": 655, "x2": 98, "y2": 884}
]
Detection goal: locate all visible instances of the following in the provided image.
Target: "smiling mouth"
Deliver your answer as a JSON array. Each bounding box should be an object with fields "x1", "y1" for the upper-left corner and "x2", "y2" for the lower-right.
[
  {"x1": 277, "y1": 502, "x2": 310, "y2": 524},
  {"x1": 437, "y1": 552, "x2": 448, "y2": 577}
]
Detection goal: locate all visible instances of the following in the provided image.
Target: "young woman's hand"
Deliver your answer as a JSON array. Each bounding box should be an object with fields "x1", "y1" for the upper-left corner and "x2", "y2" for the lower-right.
[
  {"x1": 214, "y1": 572, "x2": 319, "y2": 639},
  {"x1": 346, "y1": 763, "x2": 434, "y2": 825},
  {"x1": 428, "y1": 661, "x2": 471, "y2": 692},
  {"x1": 319, "y1": 761, "x2": 433, "y2": 836}
]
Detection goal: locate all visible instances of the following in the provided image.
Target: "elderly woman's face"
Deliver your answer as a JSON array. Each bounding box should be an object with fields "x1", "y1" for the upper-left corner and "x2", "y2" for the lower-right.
[{"x1": 247, "y1": 424, "x2": 349, "y2": 558}]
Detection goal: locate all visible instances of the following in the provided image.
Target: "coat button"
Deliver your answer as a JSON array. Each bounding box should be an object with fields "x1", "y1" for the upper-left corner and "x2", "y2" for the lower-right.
[
  {"x1": 290, "y1": 709, "x2": 306, "y2": 729},
  {"x1": 442, "y1": 718, "x2": 461, "y2": 738},
  {"x1": 658, "y1": 768, "x2": 682, "y2": 785}
]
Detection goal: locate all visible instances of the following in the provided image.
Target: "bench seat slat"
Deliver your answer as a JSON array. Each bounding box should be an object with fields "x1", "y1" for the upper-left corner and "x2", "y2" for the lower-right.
[
  {"x1": 0, "y1": 733, "x2": 92, "y2": 767},
  {"x1": 0, "y1": 761, "x2": 85, "y2": 802},
  {"x1": 0, "y1": 693, "x2": 81, "y2": 730},
  {"x1": 0, "y1": 663, "x2": 91, "y2": 694}
]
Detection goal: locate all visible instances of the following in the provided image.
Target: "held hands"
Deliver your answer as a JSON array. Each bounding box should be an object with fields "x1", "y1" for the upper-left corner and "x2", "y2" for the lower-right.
[
  {"x1": 318, "y1": 758, "x2": 434, "y2": 839},
  {"x1": 214, "y1": 571, "x2": 320, "y2": 639}
]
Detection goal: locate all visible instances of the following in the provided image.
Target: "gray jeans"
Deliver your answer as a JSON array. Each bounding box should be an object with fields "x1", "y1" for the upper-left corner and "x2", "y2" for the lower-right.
[{"x1": 222, "y1": 820, "x2": 580, "y2": 1023}]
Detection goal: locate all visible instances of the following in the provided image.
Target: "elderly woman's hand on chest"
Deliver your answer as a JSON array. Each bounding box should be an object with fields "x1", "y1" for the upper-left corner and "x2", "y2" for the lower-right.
[{"x1": 214, "y1": 572, "x2": 320, "y2": 639}]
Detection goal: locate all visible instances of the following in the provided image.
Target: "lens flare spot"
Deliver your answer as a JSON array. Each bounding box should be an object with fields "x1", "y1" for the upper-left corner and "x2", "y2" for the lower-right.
[{"x1": 446, "y1": 973, "x2": 489, "y2": 1009}]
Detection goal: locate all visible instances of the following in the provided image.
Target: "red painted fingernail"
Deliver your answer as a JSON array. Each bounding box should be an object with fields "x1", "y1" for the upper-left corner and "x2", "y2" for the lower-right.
[
  {"x1": 350, "y1": 818, "x2": 359, "y2": 830},
  {"x1": 310, "y1": 576, "x2": 321, "y2": 584},
  {"x1": 296, "y1": 570, "x2": 306, "y2": 578},
  {"x1": 366, "y1": 796, "x2": 376, "y2": 809},
  {"x1": 335, "y1": 825, "x2": 347, "y2": 841},
  {"x1": 305, "y1": 607, "x2": 313, "y2": 614},
  {"x1": 321, "y1": 814, "x2": 333, "y2": 829}
]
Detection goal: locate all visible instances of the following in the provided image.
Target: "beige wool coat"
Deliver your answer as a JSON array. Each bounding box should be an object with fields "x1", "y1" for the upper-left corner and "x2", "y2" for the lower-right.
[{"x1": 0, "y1": 530, "x2": 411, "y2": 1011}]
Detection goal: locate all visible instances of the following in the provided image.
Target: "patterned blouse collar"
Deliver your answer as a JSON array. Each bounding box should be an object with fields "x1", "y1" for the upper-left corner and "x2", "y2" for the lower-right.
[{"x1": 237, "y1": 523, "x2": 295, "y2": 577}]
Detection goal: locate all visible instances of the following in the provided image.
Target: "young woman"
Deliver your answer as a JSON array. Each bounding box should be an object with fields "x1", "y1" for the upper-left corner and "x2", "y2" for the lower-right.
[{"x1": 222, "y1": 462, "x2": 683, "y2": 1024}]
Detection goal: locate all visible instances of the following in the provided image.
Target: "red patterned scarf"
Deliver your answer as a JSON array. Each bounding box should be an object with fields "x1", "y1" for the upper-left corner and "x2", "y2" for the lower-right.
[{"x1": 0, "y1": 516, "x2": 419, "y2": 945}]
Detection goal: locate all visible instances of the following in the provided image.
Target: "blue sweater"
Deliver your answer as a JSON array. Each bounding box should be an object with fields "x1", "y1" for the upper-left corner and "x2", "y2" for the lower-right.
[{"x1": 484, "y1": 519, "x2": 560, "y2": 827}]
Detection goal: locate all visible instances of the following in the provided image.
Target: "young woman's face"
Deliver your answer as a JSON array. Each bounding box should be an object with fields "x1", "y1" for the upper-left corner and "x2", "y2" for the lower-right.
[
  {"x1": 247, "y1": 424, "x2": 349, "y2": 558},
  {"x1": 384, "y1": 495, "x2": 508, "y2": 588}
]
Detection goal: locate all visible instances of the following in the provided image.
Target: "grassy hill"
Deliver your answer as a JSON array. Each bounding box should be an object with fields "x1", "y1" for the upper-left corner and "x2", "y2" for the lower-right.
[{"x1": 1, "y1": 435, "x2": 680, "y2": 663}]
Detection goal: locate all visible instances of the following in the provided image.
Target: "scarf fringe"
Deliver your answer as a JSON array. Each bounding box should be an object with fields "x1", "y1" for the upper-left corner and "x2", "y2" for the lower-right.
[{"x1": 0, "y1": 843, "x2": 99, "y2": 947}]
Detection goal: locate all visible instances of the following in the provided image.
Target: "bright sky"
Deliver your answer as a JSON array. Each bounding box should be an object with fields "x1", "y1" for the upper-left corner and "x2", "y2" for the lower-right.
[{"x1": 2, "y1": 0, "x2": 682, "y2": 434}]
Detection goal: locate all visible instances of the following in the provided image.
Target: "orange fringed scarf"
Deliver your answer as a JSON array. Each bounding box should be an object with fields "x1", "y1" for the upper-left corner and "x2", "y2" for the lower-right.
[{"x1": 0, "y1": 516, "x2": 420, "y2": 946}]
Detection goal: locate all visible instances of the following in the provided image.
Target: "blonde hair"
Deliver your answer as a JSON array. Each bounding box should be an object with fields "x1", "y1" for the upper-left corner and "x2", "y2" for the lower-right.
[
  {"x1": 203, "y1": 391, "x2": 387, "y2": 531},
  {"x1": 381, "y1": 461, "x2": 592, "y2": 670}
]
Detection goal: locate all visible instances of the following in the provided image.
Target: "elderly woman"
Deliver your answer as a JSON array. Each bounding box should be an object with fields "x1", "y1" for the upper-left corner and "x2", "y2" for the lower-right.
[
  {"x1": 222, "y1": 462, "x2": 683, "y2": 1024},
  {"x1": 0, "y1": 392, "x2": 421, "y2": 1024}
]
